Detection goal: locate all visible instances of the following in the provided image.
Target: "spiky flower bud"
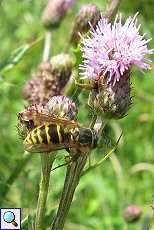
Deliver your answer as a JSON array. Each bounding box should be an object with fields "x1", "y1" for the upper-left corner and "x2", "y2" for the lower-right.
[
  {"x1": 80, "y1": 14, "x2": 153, "y2": 119},
  {"x1": 47, "y1": 95, "x2": 77, "y2": 120},
  {"x1": 123, "y1": 205, "x2": 142, "y2": 223},
  {"x1": 24, "y1": 53, "x2": 73, "y2": 104},
  {"x1": 42, "y1": 0, "x2": 74, "y2": 29},
  {"x1": 88, "y1": 71, "x2": 131, "y2": 119},
  {"x1": 70, "y1": 4, "x2": 101, "y2": 46}
]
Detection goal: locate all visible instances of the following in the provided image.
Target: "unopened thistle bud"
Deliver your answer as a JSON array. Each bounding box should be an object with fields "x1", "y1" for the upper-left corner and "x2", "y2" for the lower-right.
[
  {"x1": 88, "y1": 71, "x2": 131, "y2": 119},
  {"x1": 42, "y1": 0, "x2": 74, "y2": 29},
  {"x1": 80, "y1": 13, "x2": 153, "y2": 119},
  {"x1": 70, "y1": 4, "x2": 101, "y2": 46},
  {"x1": 47, "y1": 95, "x2": 77, "y2": 120},
  {"x1": 24, "y1": 53, "x2": 73, "y2": 104},
  {"x1": 123, "y1": 205, "x2": 142, "y2": 223}
]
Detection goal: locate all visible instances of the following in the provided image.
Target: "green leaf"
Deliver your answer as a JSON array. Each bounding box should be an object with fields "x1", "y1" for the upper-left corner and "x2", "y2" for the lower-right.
[
  {"x1": 0, "y1": 37, "x2": 42, "y2": 73},
  {"x1": 21, "y1": 213, "x2": 35, "y2": 230}
]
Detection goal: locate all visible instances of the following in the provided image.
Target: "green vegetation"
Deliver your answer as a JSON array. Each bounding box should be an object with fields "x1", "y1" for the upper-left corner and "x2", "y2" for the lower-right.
[{"x1": 0, "y1": 0, "x2": 154, "y2": 229}]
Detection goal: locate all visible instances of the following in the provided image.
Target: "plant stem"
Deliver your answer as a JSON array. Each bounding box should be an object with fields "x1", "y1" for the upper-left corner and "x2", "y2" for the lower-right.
[
  {"x1": 51, "y1": 116, "x2": 99, "y2": 230},
  {"x1": 50, "y1": 1, "x2": 122, "y2": 228},
  {"x1": 42, "y1": 31, "x2": 52, "y2": 62},
  {"x1": 35, "y1": 27, "x2": 53, "y2": 230},
  {"x1": 51, "y1": 156, "x2": 87, "y2": 230},
  {"x1": 150, "y1": 221, "x2": 154, "y2": 230},
  {"x1": 35, "y1": 153, "x2": 55, "y2": 230}
]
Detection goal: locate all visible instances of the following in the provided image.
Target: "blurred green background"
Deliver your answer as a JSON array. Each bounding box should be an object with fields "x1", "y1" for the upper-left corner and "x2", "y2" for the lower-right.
[{"x1": 0, "y1": 0, "x2": 154, "y2": 229}]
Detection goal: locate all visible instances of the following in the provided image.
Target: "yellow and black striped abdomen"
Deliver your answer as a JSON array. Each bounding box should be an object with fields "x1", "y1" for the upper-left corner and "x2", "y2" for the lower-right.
[
  {"x1": 23, "y1": 124, "x2": 65, "y2": 145},
  {"x1": 47, "y1": 124, "x2": 65, "y2": 144}
]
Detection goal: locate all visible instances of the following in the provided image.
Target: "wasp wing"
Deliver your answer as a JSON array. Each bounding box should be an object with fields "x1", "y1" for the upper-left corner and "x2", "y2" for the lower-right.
[
  {"x1": 24, "y1": 143, "x2": 78, "y2": 153},
  {"x1": 21, "y1": 111, "x2": 78, "y2": 127}
]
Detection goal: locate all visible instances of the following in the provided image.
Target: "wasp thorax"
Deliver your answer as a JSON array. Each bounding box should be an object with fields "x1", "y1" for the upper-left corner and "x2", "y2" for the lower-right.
[
  {"x1": 78, "y1": 128, "x2": 98, "y2": 148},
  {"x1": 47, "y1": 95, "x2": 77, "y2": 120},
  {"x1": 24, "y1": 53, "x2": 73, "y2": 104},
  {"x1": 88, "y1": 71, "x2": 131, "y2": 119}
]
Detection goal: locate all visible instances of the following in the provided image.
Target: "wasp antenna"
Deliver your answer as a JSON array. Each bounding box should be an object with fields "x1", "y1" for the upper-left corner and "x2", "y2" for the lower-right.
[
  {"x1": 75, "y1": 80, "x2": 95, "y2": 89},
  {"x1": 51, "y1": 155, "x2": 74, "y2": 172},
  {"x1": 97, "y1": 132, "x2": 123, "y2": 149},
  {"x1": 72, "y1": 75, "x2": 76, "y2": 82},
  {"x1": 116, "y1": 132, "x2": 123, "y2": 145},
  {"x1": 150, "y1": 205, "x2": 154, "y2": 211}
]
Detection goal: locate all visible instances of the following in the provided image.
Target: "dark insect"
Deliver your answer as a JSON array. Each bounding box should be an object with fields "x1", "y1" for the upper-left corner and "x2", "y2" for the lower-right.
[{"x1": 23, "y1": 122, "x2": 98, "y2": 153}]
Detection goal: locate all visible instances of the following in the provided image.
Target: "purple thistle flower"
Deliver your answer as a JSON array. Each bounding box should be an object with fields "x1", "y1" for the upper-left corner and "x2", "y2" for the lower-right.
[{"x1": 80, "y1": 13, "x2": 153, "y2": 85}]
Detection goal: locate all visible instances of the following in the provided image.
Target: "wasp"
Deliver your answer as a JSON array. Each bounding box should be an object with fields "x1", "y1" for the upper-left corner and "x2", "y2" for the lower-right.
[
  {"x1": 21, "y1": 108, "x2": 98, "y2": 153},
  {"x1": 24, "y1": 123, "x2": 97, "y2": 153},
  {"x1": 18, "y1": 104, "x2": 77, "y2": 140}
]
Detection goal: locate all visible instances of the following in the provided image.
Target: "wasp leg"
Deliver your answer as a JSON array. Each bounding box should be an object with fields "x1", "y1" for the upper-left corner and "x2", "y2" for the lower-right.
[
  {"x1": 75, "y1": 80, "x2": 97, "y2": 90},
  {"x1": 65, "y1": 148, "x2": 71, "y2": 153},
  {"x1": 51, "y1": 155, "x2": 73, "y2": 172},
  {"x1": 88, "y1": 154, "x2": 92, "y2": 167},
  {"x1": 51, "y1": 162, "x2": 69, "y2": 171},
  {"x1": 51, "y1": 147, "x2": 88, "y2": 172},
  {"x1": 64, "y1": 155, "x2": 72, "y2": 164}
]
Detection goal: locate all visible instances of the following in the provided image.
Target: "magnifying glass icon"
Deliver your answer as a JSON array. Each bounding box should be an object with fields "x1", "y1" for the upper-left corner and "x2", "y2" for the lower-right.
[{"x1": 3, "y1": 211, "x2": 18, "y2": 227}]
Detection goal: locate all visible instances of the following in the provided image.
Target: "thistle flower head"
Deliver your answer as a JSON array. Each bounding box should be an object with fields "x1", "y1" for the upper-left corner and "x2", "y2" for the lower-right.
[
  {"x1": 42, "y1": 0, "x2": 74, "y2": 29},
  {"x1": 47, "y1": 96, "x2": 77, "y2": 120},
  {"x1": 70, "y1": 4, "x2": 101, "y2": 46},
  {"x1": 80, "y1": 13, "x2": 153, "y2": 84},
  {"x1": 24, "y1": 53, "x2": 72, "y2": 104},
  {"x1": 88, "y1": 70, "x2": 131, "y2": 119},
  {"x1": 123, "y1": 205, "x2": 142, "y2": 223}
]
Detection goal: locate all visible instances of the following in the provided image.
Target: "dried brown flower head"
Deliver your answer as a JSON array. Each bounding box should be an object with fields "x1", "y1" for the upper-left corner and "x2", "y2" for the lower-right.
[{"x1": 24, "y1": 53, "x2": 73, "y2": 104}]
